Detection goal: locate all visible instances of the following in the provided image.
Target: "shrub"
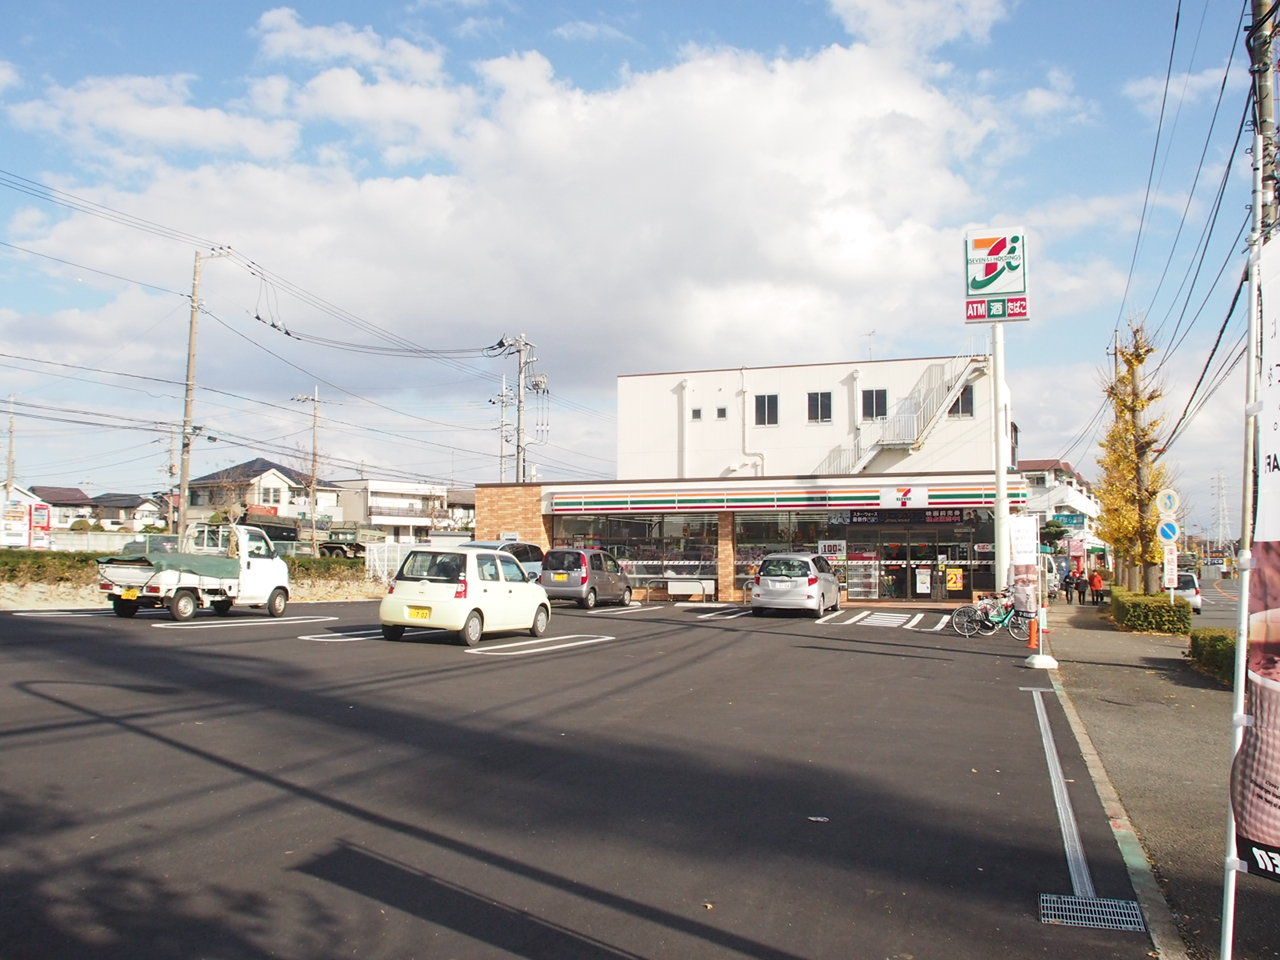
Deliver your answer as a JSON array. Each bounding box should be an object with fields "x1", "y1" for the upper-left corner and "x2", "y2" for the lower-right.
[
  {"x1": 1110, "y1": 586, "x2": 1193, "y2": 634},
  {"x1": 1188, "y1": 628, "x2": 1235, "y2": 686}
]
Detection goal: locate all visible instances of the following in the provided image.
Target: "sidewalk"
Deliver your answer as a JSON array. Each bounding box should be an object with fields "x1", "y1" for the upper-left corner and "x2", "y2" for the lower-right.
[{"x1": 1046, "y1": 602, "x2": 1280, "y2": 960}]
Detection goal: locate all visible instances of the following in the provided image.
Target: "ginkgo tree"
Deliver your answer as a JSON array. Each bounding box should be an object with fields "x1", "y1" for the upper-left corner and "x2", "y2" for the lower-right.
[{"x1": 1093, "y1": 323, "x2": 1170, "y2": 593}]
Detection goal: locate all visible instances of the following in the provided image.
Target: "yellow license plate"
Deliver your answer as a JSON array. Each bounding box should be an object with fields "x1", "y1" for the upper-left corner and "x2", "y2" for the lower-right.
[
  {"x1": 121, "y1": 588, "x2": 139, "y2": 600},
  {"x1": 553, "y1": 573, "x2": 568, "y2": 581},
  {"x1": 407, "y1": 607, "x2": 432, "y2": 619}
]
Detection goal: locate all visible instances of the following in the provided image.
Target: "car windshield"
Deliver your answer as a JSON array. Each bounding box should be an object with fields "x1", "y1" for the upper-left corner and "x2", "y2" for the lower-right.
[
  {"x1": 400, "y1": 551, "x2": 465, "y2": 582},
  {"x1": 759, "y1": 557, "x2": 810, "y2": 578},
  {"x1": 543, "y1": 551, "x2": 585, "y2": 572}
]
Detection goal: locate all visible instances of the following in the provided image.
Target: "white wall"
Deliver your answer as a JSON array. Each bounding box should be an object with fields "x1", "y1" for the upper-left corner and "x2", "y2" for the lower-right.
[{"x1": 616, "y1": 355, "x2": 1002, "y2": 479}]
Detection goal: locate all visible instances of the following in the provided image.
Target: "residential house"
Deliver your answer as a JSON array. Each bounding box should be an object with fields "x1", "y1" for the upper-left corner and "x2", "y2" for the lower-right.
[
  {"x1": 185, "y1": 458, "x2": 342, "y2": 525},
  {"x1": 92, "y1": 493, "x2": 166, "y2": 532},
  {"x1": 30, "y1": 486, "x2": 97, "y2": 529},
  {"x1": 1016, "y1": 458, "x2": 1108, "y2": 565},
  {"x1": 333, "y1": 478, "x2": 450, "y2": 542}
]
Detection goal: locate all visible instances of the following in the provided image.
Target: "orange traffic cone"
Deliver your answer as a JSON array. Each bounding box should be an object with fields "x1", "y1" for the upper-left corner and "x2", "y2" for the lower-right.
[{"x1": 1028, "y1": 617, "x2": 1039, "y2": 650}]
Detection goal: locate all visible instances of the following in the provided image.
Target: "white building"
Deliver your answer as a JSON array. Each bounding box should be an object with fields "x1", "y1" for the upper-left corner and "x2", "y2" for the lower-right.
[
  {"x1": 333, "y1": 479, "x2": 450, "y2": 542},
  {"x1": 617, "y1": 352, "x2": 1006, "y2": 479},
  {"x1": 477, "y1": 349, "x2": 1027, "y2": 602}
]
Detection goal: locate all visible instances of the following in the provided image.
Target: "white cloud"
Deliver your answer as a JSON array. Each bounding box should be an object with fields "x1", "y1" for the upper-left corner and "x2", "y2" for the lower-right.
[
  {"x1": 552, "y1": 21, "x2": 630, "y2": 43},
  {"x1": 1123, "y1": 63, "x2": 1244, "y2": 119},
  {"x1": 827, "y1": 0, "x2": 1010, "y2": 52},
  {"x1": 0, "y1": 60, "x2": 19, "y2": 95},
  {"x1": 6, "y1": 75, "x2": 299, "y2": 163},
  {"x1": 254, "y1": 7, "x2": 446, "y2": 84}
]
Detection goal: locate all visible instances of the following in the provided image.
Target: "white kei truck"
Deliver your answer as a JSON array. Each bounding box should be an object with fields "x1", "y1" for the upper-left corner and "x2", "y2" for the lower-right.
[{"x1": 96, "y1": 523, "x2": 291, "y2": 621}]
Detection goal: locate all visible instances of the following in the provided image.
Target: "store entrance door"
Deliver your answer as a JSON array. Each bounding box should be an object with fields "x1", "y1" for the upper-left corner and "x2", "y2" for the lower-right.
[{"x1": 909, "y1": 538, "x2": 937, "y2": 599}]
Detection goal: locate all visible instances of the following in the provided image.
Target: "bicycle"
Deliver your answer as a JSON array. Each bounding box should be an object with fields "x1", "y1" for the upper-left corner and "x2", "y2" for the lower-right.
[{"x1": 951, "y1": 593, "x2": 1033, "y2": 641}]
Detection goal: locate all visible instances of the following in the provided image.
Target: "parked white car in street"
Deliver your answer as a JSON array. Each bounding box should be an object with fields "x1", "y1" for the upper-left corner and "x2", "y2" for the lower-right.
[
  {"x1": 750, "y1": 552, "x2": 842, "y2": 618},
  {"x1": 1173, "y1": 571, "x2": 1203, "y2": 614},
  {"x1": 379, "y1": 547, "x2": 551, "y2": 645}
]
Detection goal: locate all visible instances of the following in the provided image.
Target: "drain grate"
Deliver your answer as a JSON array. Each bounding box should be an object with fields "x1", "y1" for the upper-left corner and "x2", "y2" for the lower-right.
[{"x1": 1039, "y1": 894, "x2": 1145, "y2": 931}]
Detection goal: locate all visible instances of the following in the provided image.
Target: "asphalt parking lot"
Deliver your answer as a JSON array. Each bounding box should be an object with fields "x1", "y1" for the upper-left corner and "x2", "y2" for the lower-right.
[{"x1": 1, "y1": 598, "x2": 1178, "y2": 959}]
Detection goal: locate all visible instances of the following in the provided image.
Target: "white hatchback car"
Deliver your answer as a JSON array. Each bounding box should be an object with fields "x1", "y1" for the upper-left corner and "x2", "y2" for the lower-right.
[
  {"x1": 379, "y1": 547, "x2": 551, "y2": 645},
  {"x1": 1173, "y1": 571, "x2": 1203, "y2": 614},
  {"x1": 750, "y1": 552, "x2": 842, "y2": 617}
]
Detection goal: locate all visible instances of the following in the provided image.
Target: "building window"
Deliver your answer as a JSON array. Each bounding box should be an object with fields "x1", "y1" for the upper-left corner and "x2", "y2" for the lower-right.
[
  {"x1": 948, "y1": 384, "x2": 974, "y2": 417},
  {"x1": 262, "y1": 487, "x2": 282, "y2": 504},
  {"x1": 862, "y1": 388, "x2": 887, "y2": 420},
  {"x1": 691, "y1": 407, "x2": 702, "y2": 421},
  {"x1": 807, "y1": 392, "x2": 832, "y2": 423},
  {"x1": 754, "y1": 394, "x2": 778, "y2": 425},
  {"x1": 716, "y1": 407, "x2": 727, "y2": 420}
]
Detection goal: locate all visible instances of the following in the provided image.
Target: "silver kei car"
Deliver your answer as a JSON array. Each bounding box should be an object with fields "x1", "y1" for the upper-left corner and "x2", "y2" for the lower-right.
[{"x1": 750, "y1": 552, "x2": 842, "y2": 618}]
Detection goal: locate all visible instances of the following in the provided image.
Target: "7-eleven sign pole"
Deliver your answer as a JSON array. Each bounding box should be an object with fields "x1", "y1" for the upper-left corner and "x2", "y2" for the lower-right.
[{"x1": 965, "y1": 227, "x2": 1031, "y2": 593}]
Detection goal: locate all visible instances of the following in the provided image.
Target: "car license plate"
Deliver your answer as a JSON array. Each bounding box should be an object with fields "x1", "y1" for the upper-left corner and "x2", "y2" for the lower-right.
[
  {"x1": 122, "y1": 588, "x2": 139, "y2": 600},
  {"x1": 553, "y1": 573, "x2": 568, "y2": 581},
  {"x1": 407, "y1": 606, "x2": 432, "y2": 619}
]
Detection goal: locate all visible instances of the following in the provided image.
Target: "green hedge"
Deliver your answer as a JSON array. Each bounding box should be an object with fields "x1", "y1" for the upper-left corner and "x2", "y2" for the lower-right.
[
  {"x1": 1109, "y1": 586, "x2": 1193, "y2": 635},
  {"x1": 0, "y1": 549, "x2": 364, "y2": 586},
  {"x1": 0, "y1": 550, "x2": 101, "y2": 585},
  {"x1": 1188, "y1": 628, "x2": 1235, "y2": 686}
]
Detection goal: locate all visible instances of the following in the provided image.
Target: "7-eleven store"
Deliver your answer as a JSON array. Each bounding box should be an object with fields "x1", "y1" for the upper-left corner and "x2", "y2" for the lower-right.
[{"x1": 475, "y1": 472, "x2": 1027, "y2": 603}]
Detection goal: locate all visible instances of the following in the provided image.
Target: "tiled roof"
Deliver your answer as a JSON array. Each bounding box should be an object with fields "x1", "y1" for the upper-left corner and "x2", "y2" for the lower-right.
[
  {"x1": 30, "y1": 485, "x2": 95, "y2": 505},
  {"x1": 190, "y1": 457, "x2": 335, "y2": 488}
]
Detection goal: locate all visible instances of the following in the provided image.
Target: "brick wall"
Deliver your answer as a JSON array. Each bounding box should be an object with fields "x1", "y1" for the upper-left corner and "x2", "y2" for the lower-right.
[{"x1": 474, "y1": 485, "x2": 552, "y2": 548}]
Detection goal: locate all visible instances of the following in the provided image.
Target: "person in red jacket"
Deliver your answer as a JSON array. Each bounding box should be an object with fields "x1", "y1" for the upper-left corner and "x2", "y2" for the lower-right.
[{"x1": 1089, "y1": 569, "x2": 1105, "y2": 605}]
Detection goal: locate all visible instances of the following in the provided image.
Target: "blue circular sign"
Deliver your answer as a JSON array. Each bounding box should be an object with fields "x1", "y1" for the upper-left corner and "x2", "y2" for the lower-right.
[{"x1": 1157, "y1": 520, "x2": 1180, "y2": 542}]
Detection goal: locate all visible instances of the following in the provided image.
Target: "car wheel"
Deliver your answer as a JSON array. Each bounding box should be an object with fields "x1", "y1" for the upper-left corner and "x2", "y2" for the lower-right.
[
  {"x1": 579, "y1": 589, "x2": 598, "y2": 610},
  {"x1": 112, "y1": 599, "x2": 139, "y2": 618},
  {"x1": 458, "y1": 611, "x2": 483, "y2": 646},
  {"x1": 170, "y1": 589, "x2": 197, "y2": 621},
  {"x1": 211, "y1": 599, "x2": 233, "y2": 616},
  {"x1": 381, "y1": 624, "x2": 405, "y2": 641},
  {"x1": 266, "y1": 588, "x2": 288, "y2": 618},
  {"x1": 618, "y1": 587, "x2": 633, "y2": 607},
  {"x1": 751, "y1": 607, "x2": 767, "y2": 617},
  {"x1": 529, "y1": 605, "x2": 550, "y2": 637}
]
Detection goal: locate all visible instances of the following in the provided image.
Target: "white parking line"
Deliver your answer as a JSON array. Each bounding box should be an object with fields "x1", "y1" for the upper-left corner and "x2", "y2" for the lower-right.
[
  {"x1": 464, "y1": 634, "x2": 616, "y2": 656},
  {"x1": 12, "y1": 609, "x2": 131, "y2": 618},
  {"x1": 590, "y1": 604, "x2": 662, "y2": 616},
  {"x1": 152, "y1": 616, "x2": 338, "y2": 630},
  {"x1": 698, "y1": 607, "x2": 755, "y2": 620}
]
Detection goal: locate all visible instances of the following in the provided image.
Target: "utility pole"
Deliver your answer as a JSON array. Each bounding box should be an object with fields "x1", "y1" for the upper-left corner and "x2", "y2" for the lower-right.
[
  {"x1": 292, "y1": 387, "x2": 322, "y2": 555},
  {"x1": 492, "y1": 335, "x2": 549, "y2": 483},
  {"x1": 176, "y1": 247, "x2": 230, "y2": 537},
  {"x1": 1221, "y1": 8, "x2": 1277, "y2": 958},
  {"x1": 490, "y1": 376, "x2": 515, "y2": 482},
  {"x1": 5, "y1": 394, "x2": 14, "y2": 505}
]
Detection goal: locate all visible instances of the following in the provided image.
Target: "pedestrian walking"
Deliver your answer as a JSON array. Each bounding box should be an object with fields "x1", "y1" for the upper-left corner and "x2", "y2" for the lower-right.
[
  {"x1": 1062, "y1": 571, "x2": 1075, "y2": 604},
  {"x1": 1089, "y1": 569, "x2": 1104, "y2": 605},
  {"x1": 1075, "y1": 572, "x2": 1088, "y2": 605}
]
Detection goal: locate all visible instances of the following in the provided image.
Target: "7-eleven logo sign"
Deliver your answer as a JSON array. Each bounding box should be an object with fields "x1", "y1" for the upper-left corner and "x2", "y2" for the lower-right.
[{"x1": 884, "y1": 487, "x2": 925, "y2": 509}]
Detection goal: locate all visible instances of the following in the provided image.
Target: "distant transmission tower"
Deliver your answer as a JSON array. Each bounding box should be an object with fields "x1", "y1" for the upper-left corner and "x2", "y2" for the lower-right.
[{"x1": 1212, "y1": 472, "x2": 1232, "y2": 549}]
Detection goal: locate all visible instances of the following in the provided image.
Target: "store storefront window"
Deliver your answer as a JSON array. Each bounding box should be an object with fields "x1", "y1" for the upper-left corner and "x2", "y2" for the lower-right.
[{"x1": 552, "y1": 514, "x2": 718, "y2": 584}]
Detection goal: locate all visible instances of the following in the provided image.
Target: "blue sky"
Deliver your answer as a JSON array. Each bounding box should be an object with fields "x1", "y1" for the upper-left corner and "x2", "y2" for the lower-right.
[{"x1": 0, "y1": 0, "x2": 1256, "y2": 537}]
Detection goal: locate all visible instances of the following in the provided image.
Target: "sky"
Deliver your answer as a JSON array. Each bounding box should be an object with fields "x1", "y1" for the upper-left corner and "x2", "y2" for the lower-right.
[{"x1": 0, "y1": 0, "x2": 1258, "y2": 540}]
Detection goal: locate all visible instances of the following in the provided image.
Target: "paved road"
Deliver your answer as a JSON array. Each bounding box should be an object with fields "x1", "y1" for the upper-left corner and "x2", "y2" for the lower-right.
[{"x1": 0, "y1": 598, "x2": 1204, "y2": 958}]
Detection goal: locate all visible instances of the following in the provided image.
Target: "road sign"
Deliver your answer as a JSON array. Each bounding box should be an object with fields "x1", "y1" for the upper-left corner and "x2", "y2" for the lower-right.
[
  {"x1": 1155, "y1": 488, "x2": 1180, "y2": 516},
  {"x1": 1163, "y1": 544, "x2": 1178, "y2": 588},
  {"x1": 1157, "y1": 519, "x2": 1180, "y2": 542}
]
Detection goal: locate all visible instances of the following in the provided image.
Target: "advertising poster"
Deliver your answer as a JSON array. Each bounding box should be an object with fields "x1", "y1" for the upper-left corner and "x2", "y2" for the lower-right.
[
  {"x1": 1231, "y1": 244, "x2": 1280, "y2": 879},
  {"x1": 1008, "y1": 514, "x2": 1040, "y2": 613}
]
